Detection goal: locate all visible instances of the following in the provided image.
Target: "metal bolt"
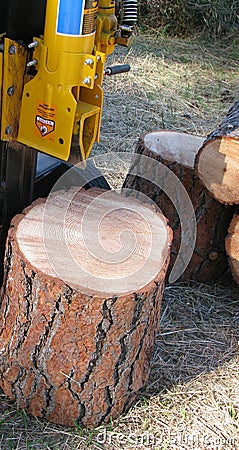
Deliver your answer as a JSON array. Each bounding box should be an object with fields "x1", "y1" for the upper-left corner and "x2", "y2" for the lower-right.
[
  {"x1": 96, "y1": 55, "x2": 101, "y2": 61},
  {"x1": 28, "y1": 41, "x2": 38, "y2": 49},
  {"x1": 84, "y1": 58, "x2": 93, "y2": 65},
  {"x1": 5, "y1": 126, "x2": 13, "y2": 135},
  {"x1": 83, "y1": 77, "x2": 91, "y2": 85},
  {"x1": 27, "y1": 59, "x2": 38, "y2": 67},
  {"x1": 94, "y1": 74, "x2": 99, "y2": 80},
  {"x1": 9, "y1": 45, "x2": 17, "y2": 55},
  {"x1": 7, "y1": 86, "x2": 15, "y2": 96}
]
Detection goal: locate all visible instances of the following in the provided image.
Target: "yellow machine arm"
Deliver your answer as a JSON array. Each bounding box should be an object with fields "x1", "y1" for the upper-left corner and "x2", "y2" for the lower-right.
[{"x1": 0, "y1": 0, "x2": 137, "y2": 163}]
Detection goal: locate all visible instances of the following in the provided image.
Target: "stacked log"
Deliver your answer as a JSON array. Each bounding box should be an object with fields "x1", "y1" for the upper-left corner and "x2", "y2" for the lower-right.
[
  {"x1": 123, "y1": 131, "x2": 234, "y2": 282},
  {"x1": 196, "y1": 100, "x2": 239, "y2": 284},
  {"x1": 0, "y1": 187, "x2": 172, "y2": 428},
  {"x1": 196, "y1": 100, "x2": 239, "y2": 205}
]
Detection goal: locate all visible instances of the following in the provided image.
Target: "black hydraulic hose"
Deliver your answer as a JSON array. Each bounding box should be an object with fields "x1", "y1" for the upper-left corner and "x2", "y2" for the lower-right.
[{"x1": 122, "y1": 0, "x2": 138, "y2": 26}]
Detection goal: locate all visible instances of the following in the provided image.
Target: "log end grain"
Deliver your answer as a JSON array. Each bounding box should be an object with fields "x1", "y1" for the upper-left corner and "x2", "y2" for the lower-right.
[
  {"x1": 197, "y1": 137, "x2": 239, "y2": 205},
  {"x1": 143, "y1": 130, "x2": 204, "y2": 168}
]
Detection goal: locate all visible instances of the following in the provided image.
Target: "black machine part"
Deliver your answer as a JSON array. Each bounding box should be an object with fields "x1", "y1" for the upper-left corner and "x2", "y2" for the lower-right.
[
  {"x1": 35, "y1": 154, "x2": 110, "y2": 199},
  {"x1": 0, "y1": 0, "x2": 47, "y2": 42},
  {"x1": 104, "y1": 64, "x2": 130, "y2": 75}
]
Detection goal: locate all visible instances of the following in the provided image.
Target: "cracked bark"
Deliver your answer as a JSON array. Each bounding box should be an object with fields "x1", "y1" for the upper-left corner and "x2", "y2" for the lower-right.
[
  {"x1": 123, "y1": 131, "x2": 234, "y2": 282},
  {"x1": 196, "y1": 100, "x2": 239, "y2": 204},
  {"x1": 0, "y1": 187, "x2": 171, "y2": 428}
]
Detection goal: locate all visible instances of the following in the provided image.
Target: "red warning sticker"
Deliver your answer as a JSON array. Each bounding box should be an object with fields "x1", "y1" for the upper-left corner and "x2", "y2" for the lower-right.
[{"x1": 34, "y1": 101, "x2": 57, "y2": 140}]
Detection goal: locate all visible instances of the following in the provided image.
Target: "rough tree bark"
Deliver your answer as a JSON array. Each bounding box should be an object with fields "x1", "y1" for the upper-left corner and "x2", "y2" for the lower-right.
[
  {"x1": 0, "y1": 187, "x2": 172, "y2": 428},
  {"x1": 225, "y1": 207, "x2": 239, "y2": 285},
  {"x1": 196, "y1": 100, "x2": 239, "y2": 204},
  {"x1": 123, "y1": 131, "x2": 234, "y2": 282}
]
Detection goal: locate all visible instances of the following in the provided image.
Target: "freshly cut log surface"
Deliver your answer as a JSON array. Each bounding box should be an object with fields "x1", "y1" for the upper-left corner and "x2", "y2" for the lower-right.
[
  {"x1": 0, "y1": 187, "x2": 172, "y2": 428},
  {"x1": 225, "y1": 208, "x2": 239, "y2": 285},
  {"x1": 196, "y1": 100, "x2": 239, "y2": 204},
  {"x1": 123, "y1": 131, "x2": 234, "y2": 282}
]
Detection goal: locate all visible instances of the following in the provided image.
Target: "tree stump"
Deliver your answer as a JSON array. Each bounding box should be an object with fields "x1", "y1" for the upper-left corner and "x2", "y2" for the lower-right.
[
  {"x1": 123, "y1": 131, "x2": 234, "y2": 282},
  {"x1": 0, "y1": 187, "x2": 172, "y2": 428},
  {"x1": 196, "y1": 100, "x2": 239, "y2": 204},
  {"x1": 225, "y1": 208, "x2": 239, "y2": 285}
]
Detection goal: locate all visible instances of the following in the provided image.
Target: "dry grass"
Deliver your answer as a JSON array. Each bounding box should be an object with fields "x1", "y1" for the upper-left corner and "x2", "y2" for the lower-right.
[
  {"x1": 1, "y1": 30, "x2": 239, "y2": 449},
  {"x1": 93, "y1": 30, "x2": 239, "y2": 156}
]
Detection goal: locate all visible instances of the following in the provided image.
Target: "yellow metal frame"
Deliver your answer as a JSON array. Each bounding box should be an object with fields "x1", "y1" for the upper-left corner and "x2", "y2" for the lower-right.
[
  {"x1": 18, "y1": 37, "x2": 105, "y2": 160},
  {"x1": 0, "y1": 1, "x2": 121, "y2": 162},
  {"x1": 1, "y1": 38, "x2": 27, "y2": 141},
  {"x1": 95, "y1": 0, "x2": 117, "y2": 55}
]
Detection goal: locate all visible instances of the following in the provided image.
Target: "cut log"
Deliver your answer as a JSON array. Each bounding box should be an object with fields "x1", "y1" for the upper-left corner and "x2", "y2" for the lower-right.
[
  {"x1": 225, "y1": 208, "x2": 239, "y2": 285},
  {"x1": 123, "y1": 131, "x2": 234, "y2": 282},
  {"x1": 196, "y1": 100, "x2": 239, "y2": 204},
  {"x1": 0, "y1": 187, "x2": 172, "y2": 428}
]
